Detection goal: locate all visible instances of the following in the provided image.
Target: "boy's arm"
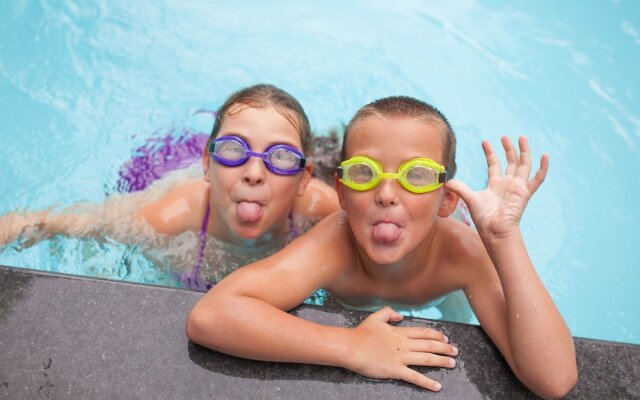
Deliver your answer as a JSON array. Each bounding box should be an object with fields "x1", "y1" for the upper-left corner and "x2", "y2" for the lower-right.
[
  {"x1": 446, "y1": 137, "x2": 577, "y2": 399},
  {"x1": 186, "y1": 212, "x2": 457, "y2": 392}
]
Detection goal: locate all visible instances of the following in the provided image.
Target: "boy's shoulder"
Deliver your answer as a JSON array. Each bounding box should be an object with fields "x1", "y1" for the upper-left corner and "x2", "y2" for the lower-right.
[{"x1": 435, "y1": 217, "x2": 492, "y2": 281}]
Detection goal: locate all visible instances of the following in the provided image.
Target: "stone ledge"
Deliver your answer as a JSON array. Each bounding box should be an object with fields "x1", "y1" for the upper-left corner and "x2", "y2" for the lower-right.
[{"x1": 0, "y1": 265, "x2": 638, "y2": 399}]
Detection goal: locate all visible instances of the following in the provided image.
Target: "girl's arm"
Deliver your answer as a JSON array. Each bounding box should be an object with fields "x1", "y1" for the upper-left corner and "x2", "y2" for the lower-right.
[
  {"x1": 446, "y1": 137, "x2": 577, "y2": 399},
  {"x1": 0, "y1": 177, "x2": 206, "y2": 248},
  {"x1": 0, "y1": 197, "x2": 149, "y2": 248}
]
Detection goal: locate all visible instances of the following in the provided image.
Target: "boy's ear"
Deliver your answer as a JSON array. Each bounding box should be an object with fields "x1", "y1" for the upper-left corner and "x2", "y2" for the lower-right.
[
  {"x1": 296, "y1": 161, "x2": 314, "y2": 196},
  {"x1": 437, "y1": 187, "x2": 460, "y2": 218},
  {"x1": 202, "y1": 147, "x2": 211, "y2": 182}
]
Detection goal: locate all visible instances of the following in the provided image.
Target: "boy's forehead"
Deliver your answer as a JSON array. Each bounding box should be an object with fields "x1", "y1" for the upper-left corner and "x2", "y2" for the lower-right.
[{"x1": 346, "y1": 115, "x2": 445, "y2": 157}]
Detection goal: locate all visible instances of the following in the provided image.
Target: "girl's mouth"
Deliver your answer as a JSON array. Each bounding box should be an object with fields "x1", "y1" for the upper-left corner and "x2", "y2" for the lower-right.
[{"x1": 236, "y1": 201, "x2": 264, "y2": 223}]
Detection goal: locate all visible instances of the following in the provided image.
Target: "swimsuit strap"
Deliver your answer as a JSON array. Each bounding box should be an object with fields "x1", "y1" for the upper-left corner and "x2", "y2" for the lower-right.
[
  {"x1": 180, "y1": 206, "x2": 296, "y2": 292},
  {"x1": 288, "y1": 211, "x2": 298, "y2": 239},
  {"x1": 195, "y1": 202, "x2": 211, "y2": 272},
  {"x1": 177, "y1": 202, "x2": 212, "y2": 291}
]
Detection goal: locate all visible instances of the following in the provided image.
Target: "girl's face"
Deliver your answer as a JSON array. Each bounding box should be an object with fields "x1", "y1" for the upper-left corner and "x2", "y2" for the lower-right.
[
  {"x1": 337, "y1": 115, "x2": 456, "y2": 266},
  {"x1": 203, "y1": 105, "x2": 311, "y2": 244}
]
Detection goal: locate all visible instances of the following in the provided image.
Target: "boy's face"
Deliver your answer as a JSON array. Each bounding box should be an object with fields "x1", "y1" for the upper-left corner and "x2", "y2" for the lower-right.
[
  {"x1": 338, "y1": 115, "x2": 453, "y2": 265},
  {"x1": 203, "y1": 105, "x2": 312, "y2": 243}
]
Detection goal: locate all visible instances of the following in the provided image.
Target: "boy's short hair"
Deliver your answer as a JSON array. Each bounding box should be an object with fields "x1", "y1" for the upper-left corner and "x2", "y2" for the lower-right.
[
  {"x1": 209, "y1": 84, "x2": 314, "y2": 156},
  {"x1": 341, "y1": 96, "x2": 457, "y2": 178}
]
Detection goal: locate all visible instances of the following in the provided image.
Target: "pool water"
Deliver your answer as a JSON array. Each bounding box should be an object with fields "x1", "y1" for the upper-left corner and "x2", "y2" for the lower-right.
[{"x1": 1, "y1": 1, "x2": 639, "y2": 344}]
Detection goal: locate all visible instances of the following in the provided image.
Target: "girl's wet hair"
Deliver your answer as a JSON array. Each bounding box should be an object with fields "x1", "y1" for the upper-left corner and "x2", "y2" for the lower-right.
[
  {"x1": 209, "y1": 84, "x2": 313, "y2": 156},
  {"x1": 341, "y1": 96, "x2": 457, "y2": 178}
]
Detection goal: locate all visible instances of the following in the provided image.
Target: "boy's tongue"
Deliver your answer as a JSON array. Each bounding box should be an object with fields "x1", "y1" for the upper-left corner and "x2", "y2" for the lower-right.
[
  {"x1": 372, "y1": 222, "x2": 402, "y2": 244},
  {"x1": 236, "y1": 201, "x2": 263, "y2": 223}
]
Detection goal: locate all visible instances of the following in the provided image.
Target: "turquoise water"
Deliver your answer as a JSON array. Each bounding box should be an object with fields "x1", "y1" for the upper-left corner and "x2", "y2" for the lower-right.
[{"x1": 1, "y1": 1, "x2": 639, "y2": 344}]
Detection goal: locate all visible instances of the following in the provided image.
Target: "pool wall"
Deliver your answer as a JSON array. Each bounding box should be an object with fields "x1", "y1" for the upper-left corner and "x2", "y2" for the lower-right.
[{"x1": 1, "y1": 266, "x2": 638, "y2": 399}]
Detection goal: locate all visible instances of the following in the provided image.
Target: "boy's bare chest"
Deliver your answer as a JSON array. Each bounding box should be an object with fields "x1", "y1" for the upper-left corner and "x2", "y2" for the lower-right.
[{"x1": 329, "y1": 267, "x2": 447, "y2": 308}]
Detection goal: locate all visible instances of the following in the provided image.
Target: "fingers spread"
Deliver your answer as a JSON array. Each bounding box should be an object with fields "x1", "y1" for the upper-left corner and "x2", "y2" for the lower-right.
[
  {"x1": 515, "y1": 136, "x2": 532, "y2": 180},
  {"x1": 398, "y1": 368, "x2": 442, "y2": 392},
  {"x1": 444, "y1": 179, "x2": 473, "y2": 205},
  {"x1": 527, "y1": 153, "x2": 549, "y2": 194},
  {"x1": 371, "y1": 306, "x2": 404, "y2": 323},
  {"x1": 482, "y1": 140, "x2": 502, "y2": 179},
  {"x1": 402, "y1": 352, "x2": 457, "y2": 369},
  {"x1": 408, "y1": 339, "x2": 458, "y2": 357},
  {"x1": 404, "y1": 326, "x2": 448, "y2": 342},
  {"x1": 501, "y1": 136, "x2": 518, "y2": 176}
]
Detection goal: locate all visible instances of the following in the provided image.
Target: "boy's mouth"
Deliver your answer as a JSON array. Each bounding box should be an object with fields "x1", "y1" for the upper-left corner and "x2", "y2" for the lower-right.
[
  {"x1": 236, "y1": 201, "x2": 264, "y2": 223},
  {"x1": 371, "y1": 222, "x2": 403, "y2": 244}
]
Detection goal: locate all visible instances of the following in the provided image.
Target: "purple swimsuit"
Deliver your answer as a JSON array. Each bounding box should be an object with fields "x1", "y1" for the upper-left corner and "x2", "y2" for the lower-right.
[{"x1": 176, "y1": 204, "x2": 299, "y2": 292}]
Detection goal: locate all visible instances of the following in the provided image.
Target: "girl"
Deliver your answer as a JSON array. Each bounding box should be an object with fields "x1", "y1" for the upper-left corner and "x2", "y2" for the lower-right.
[{"x1": 0, "y1": 84, "x2": 340, "y2": 289}]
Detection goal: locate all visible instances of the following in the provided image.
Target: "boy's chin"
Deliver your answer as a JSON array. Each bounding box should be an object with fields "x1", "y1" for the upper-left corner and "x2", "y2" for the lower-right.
[{"x1": 364, "y1": 245, "x2": 406, "y2": 266}]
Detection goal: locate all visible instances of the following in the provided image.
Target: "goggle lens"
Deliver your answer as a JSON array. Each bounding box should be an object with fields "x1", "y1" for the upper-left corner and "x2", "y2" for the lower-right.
[
  {"x1": 346, "y1": 163, "x2": 375, "y2": 184},
  {"x1": 405, "y1": 165, "x2": 437, "y2": 187},
  {"x1": 214, "y1": 139, "x2": 245, "y2": 162},
  {"x1": 268, "y1": 147, "x2": 303, "y2": 170}
]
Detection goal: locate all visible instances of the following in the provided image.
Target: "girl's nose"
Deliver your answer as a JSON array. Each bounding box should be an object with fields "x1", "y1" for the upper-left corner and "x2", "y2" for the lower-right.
[{"x1": 242, "y1": 157, "x2": 266, "y2": 186}]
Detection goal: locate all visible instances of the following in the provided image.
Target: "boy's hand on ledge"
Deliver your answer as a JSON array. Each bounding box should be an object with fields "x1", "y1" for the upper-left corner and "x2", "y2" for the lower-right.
[
  {"x1": 346, "y1": 307, "x2": 458, "y2": 392},
  {"x1": 445, "y1": 136, "x2": 548, "y2": 239}
]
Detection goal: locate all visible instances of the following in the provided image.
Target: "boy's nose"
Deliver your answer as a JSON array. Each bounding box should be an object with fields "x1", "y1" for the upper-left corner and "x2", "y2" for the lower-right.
[
  {"x1": 242, "y1": 157, "x2": 266, "y2": 186},
  {"x1": 374, "y1": 179, "x2": 399, "y2": 207}
]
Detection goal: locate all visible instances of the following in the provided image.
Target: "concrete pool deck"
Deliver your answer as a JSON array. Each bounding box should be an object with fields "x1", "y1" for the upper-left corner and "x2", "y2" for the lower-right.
[{"x1": 1, "y1": 265, "x2": 638, "y2": 399}]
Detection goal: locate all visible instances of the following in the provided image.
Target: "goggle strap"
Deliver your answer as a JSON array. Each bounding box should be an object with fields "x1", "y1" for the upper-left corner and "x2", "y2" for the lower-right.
[{"x1": 438, "y1": 171, "x2": 448, "y2": 183}]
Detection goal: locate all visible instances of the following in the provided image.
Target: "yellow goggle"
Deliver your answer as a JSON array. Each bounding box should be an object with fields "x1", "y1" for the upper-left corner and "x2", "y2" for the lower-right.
[{"x1": 338, "y1": 156, "x2": 448, "y2": 194}]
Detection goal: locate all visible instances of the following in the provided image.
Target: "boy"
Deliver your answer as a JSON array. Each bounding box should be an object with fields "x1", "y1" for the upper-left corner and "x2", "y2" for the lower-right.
[{"x1": 186, "y1": 96, "x2": 577, "y2": 398}]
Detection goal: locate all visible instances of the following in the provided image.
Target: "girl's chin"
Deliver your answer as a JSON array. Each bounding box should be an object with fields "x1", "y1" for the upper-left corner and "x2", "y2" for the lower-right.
[{"x1": 232, "y1": 225, "x2": 266, "y2": 240}]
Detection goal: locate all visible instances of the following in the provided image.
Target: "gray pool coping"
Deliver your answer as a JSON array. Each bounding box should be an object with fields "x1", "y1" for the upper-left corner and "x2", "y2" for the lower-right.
[{"x1": 0, "y1": 265, "x2": 638, "y2": 400}]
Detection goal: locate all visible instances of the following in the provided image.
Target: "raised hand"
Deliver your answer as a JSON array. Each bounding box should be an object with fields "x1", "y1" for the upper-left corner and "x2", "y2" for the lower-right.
[
  {"x1": 347, "y1": 307, "x2": 458, "y2": 392},
  {"x1": 445, "y1": 136, "x2": 548, "y2": 238}
]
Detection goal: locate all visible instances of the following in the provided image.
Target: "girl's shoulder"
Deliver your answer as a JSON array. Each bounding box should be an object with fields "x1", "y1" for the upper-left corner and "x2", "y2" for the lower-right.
[
  {"x1": 293, "y1": 178, "x2": 340, "y2": 219},
  {"x1": 138, "y1": 177, "x2": 209, "y2": 235}
]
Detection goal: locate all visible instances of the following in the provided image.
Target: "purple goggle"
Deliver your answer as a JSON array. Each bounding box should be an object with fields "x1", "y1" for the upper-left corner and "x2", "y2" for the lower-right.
[{"x1": 209, "y1": 135, "x2": 306, "y2": 176}]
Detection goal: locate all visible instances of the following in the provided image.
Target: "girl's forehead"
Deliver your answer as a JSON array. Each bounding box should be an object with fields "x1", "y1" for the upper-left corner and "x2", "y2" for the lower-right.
[
  {"x1": 226, "y1": 104, "x2": 300, "y2": 130},
  {"x1": 220, "y1": 105, "x2": 303, "y2": 147}
]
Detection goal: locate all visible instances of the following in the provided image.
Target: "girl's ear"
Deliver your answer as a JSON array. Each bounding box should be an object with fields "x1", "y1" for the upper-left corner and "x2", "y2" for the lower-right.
[
  {"x1": 296, "y1": 160, "x2": 314, "y2": 196},
  {"x1": 202, "y1": 147, "x2": 211, "y2": 182},
  {"x1": 437, "y1": 188, "x2": 460, "y2": 217}
]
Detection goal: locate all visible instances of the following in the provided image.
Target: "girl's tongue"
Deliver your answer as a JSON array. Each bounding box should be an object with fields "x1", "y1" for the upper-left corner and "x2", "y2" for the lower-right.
[
  {"x1": 236, "y1": 201, "x2": 263, "y2": 223},
  {"x1": 372, "y1": 222, "x2": 402, "y2": 244}
]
